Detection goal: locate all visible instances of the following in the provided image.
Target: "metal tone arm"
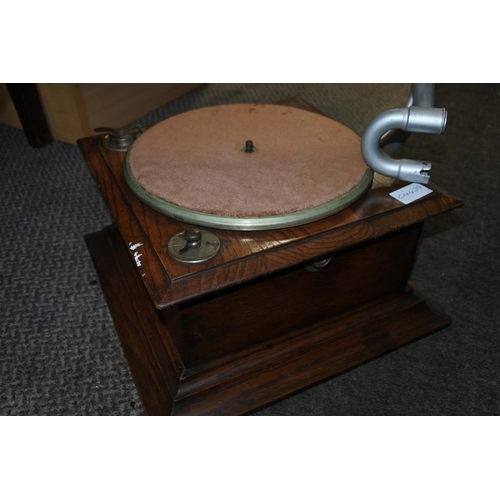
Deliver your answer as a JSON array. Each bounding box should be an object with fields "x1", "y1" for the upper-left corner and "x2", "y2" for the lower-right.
[{"x1": 361, "y1": 84, "x2": 447, "y2": 184}]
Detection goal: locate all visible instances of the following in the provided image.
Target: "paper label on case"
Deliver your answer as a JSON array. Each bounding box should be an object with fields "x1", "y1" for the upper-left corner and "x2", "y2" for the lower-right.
[{"x1": 389, "y1": 183, "x2": 433, "y2": 204}]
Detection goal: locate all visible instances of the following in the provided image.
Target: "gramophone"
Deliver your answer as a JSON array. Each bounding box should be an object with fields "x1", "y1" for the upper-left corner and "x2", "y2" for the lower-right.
[{"x1": 79, "y1": 84, "x2": 462, "y2": 415}]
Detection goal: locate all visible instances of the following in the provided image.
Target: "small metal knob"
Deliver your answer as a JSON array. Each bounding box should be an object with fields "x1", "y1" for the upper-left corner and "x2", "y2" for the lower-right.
[
  {"x1": 167, "y1": 228, "x2": 221, "y2": 264},
  {"x1": 179, "y1": 229, "x2": 202, "y2": 254},
  {"x1": 94, "y1": 126, "x2": 144, "y2": 152},
  {"x1": 305, "y1": 256, "x2": 333, "y2": 272}
]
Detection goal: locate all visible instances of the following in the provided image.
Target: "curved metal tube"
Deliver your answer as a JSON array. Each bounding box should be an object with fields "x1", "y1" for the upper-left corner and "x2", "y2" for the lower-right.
[
  {"x1": 411, "y1": 83, "x2": 435, "y2": 108},
  {"x1": 361, "y1": 105, "x2": 447, "y2": 184},
  {"x1": 379, "y1": 88, "x2": 413, "y2": 153}
]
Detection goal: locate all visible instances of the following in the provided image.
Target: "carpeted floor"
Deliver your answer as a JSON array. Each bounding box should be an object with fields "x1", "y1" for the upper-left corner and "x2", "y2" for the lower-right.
[{"x1": 1, "y1": 83, "x2": 498, "y2": 416}]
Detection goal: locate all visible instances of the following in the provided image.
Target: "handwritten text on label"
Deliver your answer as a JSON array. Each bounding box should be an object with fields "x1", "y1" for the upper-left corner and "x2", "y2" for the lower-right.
[{"x1": 389, "y1": 183, "x2": 433, "y2": 205}]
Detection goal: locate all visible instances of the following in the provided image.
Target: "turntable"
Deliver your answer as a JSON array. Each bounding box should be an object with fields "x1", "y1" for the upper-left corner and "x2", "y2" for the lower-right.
[{"x1": 79, "y1": 92, "x2": 462, "y2": 415}]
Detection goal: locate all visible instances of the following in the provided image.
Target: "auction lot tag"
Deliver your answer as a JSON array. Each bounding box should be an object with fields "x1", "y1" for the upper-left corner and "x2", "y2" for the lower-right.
[{"x1": 389, "y1": 183, "x2": 433, "y2": 204}]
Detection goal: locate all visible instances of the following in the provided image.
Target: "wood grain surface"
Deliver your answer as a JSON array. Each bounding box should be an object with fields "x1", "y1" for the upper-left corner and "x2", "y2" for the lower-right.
[
  {"x1": 86, "y1": 224, "x2": 452, "y2": 415},
  {"x1": 78, "y1": 99, "x2": 462, "y2": 309}
]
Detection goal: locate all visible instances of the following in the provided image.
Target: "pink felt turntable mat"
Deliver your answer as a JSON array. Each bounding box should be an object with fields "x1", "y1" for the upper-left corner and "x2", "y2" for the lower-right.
[{"x1": 128, "y1": 104, "x2": 369, "y2": 217}]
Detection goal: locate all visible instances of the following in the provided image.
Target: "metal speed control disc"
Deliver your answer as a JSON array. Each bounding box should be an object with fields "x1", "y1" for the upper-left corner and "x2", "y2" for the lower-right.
[{"x1": 167, "y1": 228, "x2": 221, "y2": 264}]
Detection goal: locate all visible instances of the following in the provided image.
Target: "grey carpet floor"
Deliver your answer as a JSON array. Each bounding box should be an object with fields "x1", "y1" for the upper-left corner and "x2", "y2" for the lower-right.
[{"x1": 1, "y1": 83, "x2": 498, "y2": 416}]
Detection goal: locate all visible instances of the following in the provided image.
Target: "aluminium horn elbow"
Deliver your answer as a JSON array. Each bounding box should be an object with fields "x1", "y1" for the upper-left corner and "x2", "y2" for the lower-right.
[{"x1": 361, "y1": 106, "x2": 447, "y2": 184}]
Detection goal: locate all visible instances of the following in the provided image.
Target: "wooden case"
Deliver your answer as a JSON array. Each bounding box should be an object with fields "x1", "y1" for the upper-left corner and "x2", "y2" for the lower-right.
[{"x1": 78, "y1": 98, "x2": 463, "y2": 415}]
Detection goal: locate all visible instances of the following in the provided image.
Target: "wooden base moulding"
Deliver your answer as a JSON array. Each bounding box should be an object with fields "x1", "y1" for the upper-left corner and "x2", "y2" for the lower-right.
[{"x1": 79, "y1": 98, "x2": 463, "y2": 415}]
